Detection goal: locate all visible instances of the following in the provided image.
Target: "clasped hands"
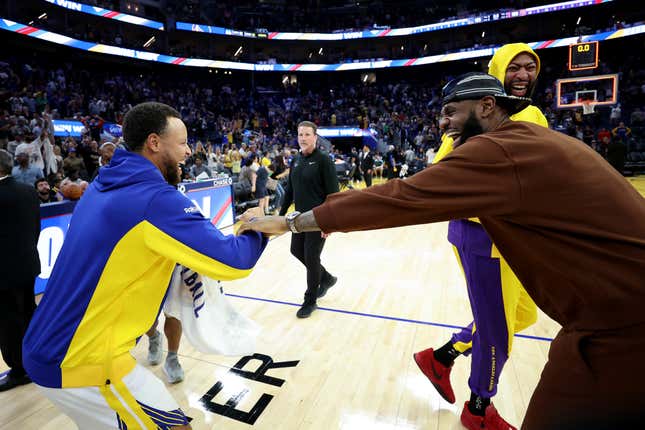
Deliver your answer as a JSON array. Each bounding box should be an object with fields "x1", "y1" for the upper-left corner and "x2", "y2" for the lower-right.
[{"x1": 236, "y1": 207, "x2": 329, "y2": 238}]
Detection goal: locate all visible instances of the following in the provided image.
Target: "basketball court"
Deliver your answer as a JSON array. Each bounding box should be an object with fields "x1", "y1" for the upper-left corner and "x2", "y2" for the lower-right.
[{"x1": 3, "y1": 176, "x2": 645, "y2": 429}]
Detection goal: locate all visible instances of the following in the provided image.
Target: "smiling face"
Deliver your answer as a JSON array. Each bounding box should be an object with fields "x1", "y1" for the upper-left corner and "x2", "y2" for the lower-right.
[
  {"x1": 505, "y1": 53, "x2": 538, "y2": 97},
  {"x1": 156, "y1": 117, "x2": 191, "y2": 186},
  {"x1": 298, "y1": 125, "x2": 317, "y2": 156},
  {"x1": 439, "y1": 100, "x2": 485, "y2": 147}
]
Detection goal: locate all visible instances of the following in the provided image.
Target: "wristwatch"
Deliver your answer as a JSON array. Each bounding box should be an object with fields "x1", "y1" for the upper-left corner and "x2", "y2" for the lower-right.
[{"x1": 285, "y1": 211, "x2": 301, "y2": 233}]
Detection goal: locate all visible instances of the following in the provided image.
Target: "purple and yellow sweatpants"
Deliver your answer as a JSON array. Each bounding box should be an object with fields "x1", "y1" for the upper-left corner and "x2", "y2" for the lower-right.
[{"x1": 448, "y1": 219, "x2": 537, "y2": 397}]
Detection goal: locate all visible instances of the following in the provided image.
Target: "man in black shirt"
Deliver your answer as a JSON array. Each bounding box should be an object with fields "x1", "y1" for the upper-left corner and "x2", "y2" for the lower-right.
[
  {"x1": 359, "y1": 145, "x2": 374, "y2": 187},
  {"x1": 280, "y1": 121, "x2": 340, "y2": 318}
]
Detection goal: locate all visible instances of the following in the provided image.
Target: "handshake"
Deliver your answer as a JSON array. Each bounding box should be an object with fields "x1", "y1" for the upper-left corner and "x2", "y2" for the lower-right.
[
  {"x1": 236, "y1": 207, "x2": 328, "y2": 238},
  {"x1": 236, "y1": 207, "x2": 289, "y2": 236}
]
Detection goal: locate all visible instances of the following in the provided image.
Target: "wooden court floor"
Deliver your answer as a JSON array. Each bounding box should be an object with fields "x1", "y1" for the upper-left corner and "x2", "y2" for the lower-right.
[{"x1": 2, "y1": 176, "x2": 644, "y2": 430}]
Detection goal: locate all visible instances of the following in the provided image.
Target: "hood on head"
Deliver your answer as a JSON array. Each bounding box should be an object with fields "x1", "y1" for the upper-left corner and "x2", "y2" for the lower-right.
[{"x1": 488, "y1": 43, "x2": 540, "y2": 97}]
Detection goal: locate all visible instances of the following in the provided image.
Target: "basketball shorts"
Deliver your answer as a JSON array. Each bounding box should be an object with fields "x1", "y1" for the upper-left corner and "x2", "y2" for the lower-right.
[{"x1": 37, "y1": 364, "x2": 189, "y2": 429}]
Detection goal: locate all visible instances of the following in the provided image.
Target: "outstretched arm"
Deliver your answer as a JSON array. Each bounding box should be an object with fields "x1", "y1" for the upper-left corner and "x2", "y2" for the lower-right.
[{"x1": 237, "y1": 210, "x2": 320, "y2": 236}]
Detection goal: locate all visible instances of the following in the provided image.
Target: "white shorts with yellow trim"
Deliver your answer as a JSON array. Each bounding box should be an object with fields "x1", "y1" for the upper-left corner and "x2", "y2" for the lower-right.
[{"x1": 37, "y1": 364, "x2": 189, "y2": 429}]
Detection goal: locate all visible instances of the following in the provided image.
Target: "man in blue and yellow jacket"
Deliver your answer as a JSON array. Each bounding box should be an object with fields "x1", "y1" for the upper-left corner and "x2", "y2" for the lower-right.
[
  {"x1": 413, "y1": 44, "x2": 548, "y2": 430},
  {"x1": 23, "y1": 102, "x2": 267, "y2": 430}
]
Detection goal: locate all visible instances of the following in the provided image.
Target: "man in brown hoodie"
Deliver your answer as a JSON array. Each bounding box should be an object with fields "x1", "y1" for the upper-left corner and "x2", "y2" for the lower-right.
[{"x1": 239, "y1": 73, "x2": 645, "y2": 430}]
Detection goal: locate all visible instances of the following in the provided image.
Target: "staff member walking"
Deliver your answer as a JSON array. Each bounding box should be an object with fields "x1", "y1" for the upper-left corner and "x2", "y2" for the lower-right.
[{"x1": 280, "y1": 121, "x2": 339, "y2": 318}]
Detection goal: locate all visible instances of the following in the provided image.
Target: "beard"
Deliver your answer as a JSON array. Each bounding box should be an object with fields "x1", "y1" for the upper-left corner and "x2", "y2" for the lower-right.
[
  {"x1": 161, "y1": 153, "x2": 181, "y2": 186},
  {"x1": 458, "y1": 110, "x2": 485, "y2": 147}
]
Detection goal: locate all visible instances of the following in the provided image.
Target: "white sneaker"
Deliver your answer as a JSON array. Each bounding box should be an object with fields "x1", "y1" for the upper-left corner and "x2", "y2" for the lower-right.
[
  {"x1": 147, "y1": 331, "x2": 163, "y2": 365},
  {"x1": 163, "y1": 355, "x2": 184, "y2": 384}
]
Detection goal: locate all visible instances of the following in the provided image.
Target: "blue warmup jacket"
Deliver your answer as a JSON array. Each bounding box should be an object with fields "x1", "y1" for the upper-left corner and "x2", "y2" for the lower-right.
[{"x1": 23, "y1": 150, "x2": 267, "y2": 388}]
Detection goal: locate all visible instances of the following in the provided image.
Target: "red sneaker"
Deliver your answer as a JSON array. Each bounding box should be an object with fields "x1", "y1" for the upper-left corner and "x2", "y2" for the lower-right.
[
  {"x1": 413, "y1": 348, "x2": 456, "y2": 404},
  {"x1": 460, "y1": 402, "x2": 517, "y2": 430}
]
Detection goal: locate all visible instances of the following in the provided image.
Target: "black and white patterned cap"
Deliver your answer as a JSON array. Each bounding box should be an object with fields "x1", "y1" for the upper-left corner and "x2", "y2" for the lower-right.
[{"x1": 442, "y1": 72, "x2": 532, "y2": 115}]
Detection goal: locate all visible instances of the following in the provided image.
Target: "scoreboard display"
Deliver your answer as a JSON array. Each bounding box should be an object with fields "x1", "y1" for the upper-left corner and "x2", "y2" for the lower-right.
[{"x1": 569, "y1": 41, "x2": 599, "y2": 71}]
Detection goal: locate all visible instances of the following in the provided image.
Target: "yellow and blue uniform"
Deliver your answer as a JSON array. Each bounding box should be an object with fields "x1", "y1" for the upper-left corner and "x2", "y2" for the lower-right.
[
  {"x1": 23, "y1": 149, "x2": 267, "y2": 389},
  {"x1": 437, "y1": 43, "x2": 547, "y2": 397}
]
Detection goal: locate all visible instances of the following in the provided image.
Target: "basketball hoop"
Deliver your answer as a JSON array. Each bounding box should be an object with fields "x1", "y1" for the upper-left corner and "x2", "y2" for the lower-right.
[{"x1": 582, "y1": 100, "x2": 596, "y2": 115}]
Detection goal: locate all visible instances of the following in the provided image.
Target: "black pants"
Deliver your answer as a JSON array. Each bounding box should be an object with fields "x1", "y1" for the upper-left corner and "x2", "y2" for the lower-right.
[
  {"x1": 0, "y1": 279, "x2": 36, "y2": 377},
  {"x1": 363, "y1": 171, "x2": 372, "y2": 187},
  {"x1": 290, "y1": 231, "x2": 332, "y2": 305}
]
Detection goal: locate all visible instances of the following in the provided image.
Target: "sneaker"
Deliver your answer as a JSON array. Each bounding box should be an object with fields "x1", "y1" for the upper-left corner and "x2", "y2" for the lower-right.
[
  {"x1": 317, "y1": 275, "x2": 338, "y2": 298},
  {"x1": 460, "y1": 402, "x2": 517, "y2": 430},
  {"x1": 147, "y1": 331, "x2": 163, "y2": 365},
  {"x1": 296, "y1": 303, "x2": 317, "y2": 318},
  {"x1": 163, "y1": 355, "x2": 185, "y2": 384},
  {"x1": 0, "y1": 373, "x2": 31, "y2": 392},
  {"x1": 412, "y1": 347, "x2": 456, "y2": 403}
]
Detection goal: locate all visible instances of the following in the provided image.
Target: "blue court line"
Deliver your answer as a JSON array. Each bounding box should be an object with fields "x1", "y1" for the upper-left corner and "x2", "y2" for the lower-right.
[{"x1": 225, "y1": 293, "x2": 554, "y2": 343}]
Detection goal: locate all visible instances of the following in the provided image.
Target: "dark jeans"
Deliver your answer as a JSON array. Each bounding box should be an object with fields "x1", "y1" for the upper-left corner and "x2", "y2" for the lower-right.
[
  {"x1": 290, "y1": 231, "x2": 332, "y2": 305},
  {"x1": 0, "y1": 279, "x2": 36, "y2": 377}
]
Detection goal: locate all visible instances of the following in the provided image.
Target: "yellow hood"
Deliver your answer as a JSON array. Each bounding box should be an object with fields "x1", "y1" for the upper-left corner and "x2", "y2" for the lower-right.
[{"x1": 488, "y1": 43, "x2": 541, "y2": 89}]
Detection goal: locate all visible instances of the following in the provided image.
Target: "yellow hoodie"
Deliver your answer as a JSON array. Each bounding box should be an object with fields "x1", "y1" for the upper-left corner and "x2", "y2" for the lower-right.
[{"x1": 435, "y1": 42, "x2": 548, "y2": 163}]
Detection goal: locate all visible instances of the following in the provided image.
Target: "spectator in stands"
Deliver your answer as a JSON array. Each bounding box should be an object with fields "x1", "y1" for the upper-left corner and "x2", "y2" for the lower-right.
[
  {"x1": 239, "y1": 156, "x2": 257, "y2": 196},
  {"x1": 279, "y1": 121, "x2": 339, "y2": 318},
  {"x1": 84, "y1": 114, "x2": 104, "y2": 142},
  {"x1": 251, "y1": 156, "x2": 270, "y2": 215},
  {"x1": 90, "y1": 142, "x2": 115, "y2": 181},
  {"x1": 0, "y1": 149, "x2": 40, "y2": 392},
  {"x1": 98, "y1": 142, "x2": 115, "y2": 168},
  {"x1": 371, "y1": 153, "x2": 384, "y2": 178},
  {"x1": 12, "y1": 152, "x2": 43, "y2": 186},
  {"x1": 206, "y1": 144, "x2": 225, "y2": 174},
  {"x1": 80, "y1": 140, "x2": 100, "y2": 178},
  {"x1": 15, "y1": 130, "x2": 46, "y2": 172},
  {"x1": 597, "y1": 127, "x2": 612, "y2": 157},
  {"x1": 384, "y1": 145, "x2": 398, "y2": 179},
  {"x1": 231, "y1": 149, "x2": 242, "y2": 178},
  {"x1": 612, "y1": 121, "x2": 632, "y2": 141},
  {"x1": 425, "y1": 146, "x2": 436, "y2": 165},
  {"x1": 47, "y1": 172, "x2": 65, "y2": 201},
  {"x1": 35, "y1": 177, "x2": 60, "y2": 204},
  {"x1": 6, "y1": 132, "x2": 25, "y2": 157},
  {"x1": 189, "y1": 155, "x2": 211, "y2": 179},
  {"x1": 62, "y1": 147, "x2": 87, "y2": 179}
]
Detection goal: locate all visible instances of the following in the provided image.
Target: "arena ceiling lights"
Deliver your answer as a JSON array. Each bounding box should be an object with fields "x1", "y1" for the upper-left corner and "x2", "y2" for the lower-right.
[
  {"x1": 44, "y1": 0, "x2": 610, "y2": 40},
  {"x1": 2, "y1": 18, "x2": 644, "y2": 72}
]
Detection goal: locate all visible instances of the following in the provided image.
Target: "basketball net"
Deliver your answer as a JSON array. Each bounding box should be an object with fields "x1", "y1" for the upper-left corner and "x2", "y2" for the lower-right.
[{"x1": 582, "y1": 100, "x2": 596, "y2": 115}]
